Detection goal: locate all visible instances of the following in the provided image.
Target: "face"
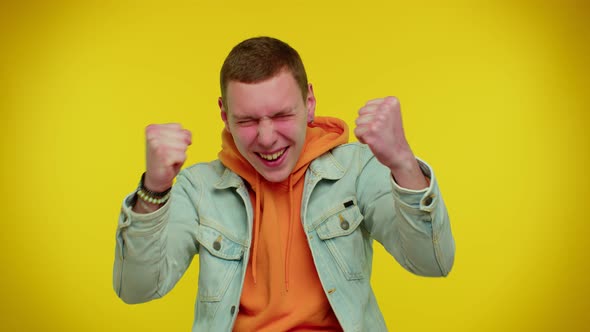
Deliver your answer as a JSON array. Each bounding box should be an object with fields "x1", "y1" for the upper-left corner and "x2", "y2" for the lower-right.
[{"x1": 219, "y1": 70, "x2": 316, "y2": 183}]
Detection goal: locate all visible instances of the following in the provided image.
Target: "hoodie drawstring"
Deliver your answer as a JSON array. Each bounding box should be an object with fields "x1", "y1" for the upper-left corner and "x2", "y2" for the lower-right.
[{"x1": 285, "y1": 175, "x2": 294, "y2": 291}]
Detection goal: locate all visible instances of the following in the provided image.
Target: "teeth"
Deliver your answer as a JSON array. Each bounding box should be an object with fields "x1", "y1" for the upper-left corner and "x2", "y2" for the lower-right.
[{"x1": 259, "y1": 149, "x2": 285, "y2": 161}]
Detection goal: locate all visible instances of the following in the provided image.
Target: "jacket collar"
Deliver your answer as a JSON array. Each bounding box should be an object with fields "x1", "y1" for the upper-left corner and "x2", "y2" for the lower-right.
[
  {"x1": 307, "y1": 150, "x2": 346, "y2": 181},
  {"x1": 214, "y1": 167, "x2": 244, "y2": 189}
]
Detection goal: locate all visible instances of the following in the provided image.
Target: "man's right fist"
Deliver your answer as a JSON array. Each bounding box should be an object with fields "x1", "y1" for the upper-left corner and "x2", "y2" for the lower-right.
[{"x1": 144, "y1": 123, "x2": 192, "y2": 192}]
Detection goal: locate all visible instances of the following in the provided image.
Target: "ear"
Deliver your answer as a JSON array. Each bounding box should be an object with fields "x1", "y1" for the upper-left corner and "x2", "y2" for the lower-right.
[
  {"x1": 218, "y1": 97, "x2": 231, "y2": 133},
  {"x1": 306, "y1": 83, "x2": 316, "y2": 123}
]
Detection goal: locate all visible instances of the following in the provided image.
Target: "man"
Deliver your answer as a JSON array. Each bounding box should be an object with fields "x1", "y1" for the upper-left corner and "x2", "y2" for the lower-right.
[{"x1": 113, "y1": 36, "x2": 455, "y2": 331}]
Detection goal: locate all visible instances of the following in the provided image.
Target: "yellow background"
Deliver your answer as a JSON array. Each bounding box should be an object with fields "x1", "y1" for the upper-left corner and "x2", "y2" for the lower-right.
[{"x1": 1, "y1": 0, "x2": 588, "y2": 331}]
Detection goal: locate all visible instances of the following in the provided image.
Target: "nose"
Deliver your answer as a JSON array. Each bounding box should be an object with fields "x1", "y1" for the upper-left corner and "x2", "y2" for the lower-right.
[{"x1": 257, "y1": 118, "x2": 276, "y2": 148}]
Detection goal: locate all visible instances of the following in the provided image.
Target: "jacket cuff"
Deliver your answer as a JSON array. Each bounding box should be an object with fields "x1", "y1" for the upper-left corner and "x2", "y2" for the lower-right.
[
  {"x1": 118, "y1": 192, "x2": 171, "y2": 233},
  {"x1": 390, "y1": 158, "x2": 438, "y2": 213}
]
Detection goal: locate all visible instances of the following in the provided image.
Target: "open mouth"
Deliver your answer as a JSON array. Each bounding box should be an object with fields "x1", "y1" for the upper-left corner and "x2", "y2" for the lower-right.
[{"x1": 257, "y1": 148, "x2": 287, "y2": 162}]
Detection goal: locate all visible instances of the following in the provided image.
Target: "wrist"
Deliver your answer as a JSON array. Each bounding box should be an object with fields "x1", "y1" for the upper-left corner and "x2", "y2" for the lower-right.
[
  {"x1": 144, "y1": 173, "x2": 173, "y2": 193},
  {"x1": 137, "y1": 172, "x2": 171, "y2": 205},
  {"x1": 388, "y1": 155, "x2": 429, "y2": 190},
  {"x1": 133, "y1": 196, "x2": 163, "y2": 213},
  {"x1": 386, "y1": 148, "x2": 416, "y2": 172}
]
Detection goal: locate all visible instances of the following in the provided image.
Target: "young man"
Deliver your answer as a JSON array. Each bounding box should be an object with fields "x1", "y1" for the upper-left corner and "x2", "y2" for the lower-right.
[{"x1": 113, "y1": 36, "x2": 455, "y2": 331}]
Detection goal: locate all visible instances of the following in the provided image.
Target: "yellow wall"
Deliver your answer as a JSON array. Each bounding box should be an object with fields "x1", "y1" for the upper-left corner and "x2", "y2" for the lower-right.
[{"x1": 1, "y1": 1, "x2": 588, "y2": 331}]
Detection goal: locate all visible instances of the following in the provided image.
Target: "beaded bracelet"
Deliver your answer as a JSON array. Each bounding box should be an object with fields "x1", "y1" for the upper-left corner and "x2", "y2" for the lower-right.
[{"x1": 136, "y1": 172, "x2": 171, "y2": 205}]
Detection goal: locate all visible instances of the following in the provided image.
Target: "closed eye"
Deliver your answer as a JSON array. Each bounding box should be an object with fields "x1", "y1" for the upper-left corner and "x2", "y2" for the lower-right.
[
  {"x1": 235, "y1": 119, "x2": 256, "y2": 126},
  {"x1": 273, "y1": 113, "x2": 294, "y2": 120}
]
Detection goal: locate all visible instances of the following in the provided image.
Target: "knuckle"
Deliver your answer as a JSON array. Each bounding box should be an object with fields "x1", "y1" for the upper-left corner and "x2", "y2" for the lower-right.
[
  {"x1": 165, "y1": 122, "x2": 182, "y2": 129},
  {"x1": 145, "y1": 125, "x2": 154, "y2": 137},
  {"x1": 184, "y1": 130, "x2": 192, "y2": 143},
  {"x1": 385, "y1": 96, "x2": 400, "y2": 109},
  {"x1": 385, "y1": 96, "x2": 399, "y2": 104},
  {"x1": 146, "y1": 123, "x2": 159, "y2": 133},
  {"x1": 377, "y1": 101, "x2": 389, "y2": 110},
  {"x1": 148, "y1": 139, "x2": 160, "y2": 150},
  {"x1": 370, "y1": 123, "x2": 380, "y2": 133},
  {"x1": 353, "y1": 127, "x2": 363, "y2": 137},
  {"x1": 154, "y1": 147, "x2": 168, "y2": 161},
  {"x1": 146, "y1": 124, "x2": 161, "y2": 140}
]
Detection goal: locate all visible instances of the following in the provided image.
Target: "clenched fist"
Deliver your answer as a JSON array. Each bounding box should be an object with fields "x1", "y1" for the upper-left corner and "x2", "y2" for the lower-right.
[
  {"x1": 354, "y1": 96, "x2": 428, "y2": 189},
  {"x1": 144, "y1": 123, "x2": 192, "y2": 192}
]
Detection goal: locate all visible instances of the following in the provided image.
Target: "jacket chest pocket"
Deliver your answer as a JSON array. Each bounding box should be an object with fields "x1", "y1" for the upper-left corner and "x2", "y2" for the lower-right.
[
  {"x1": 315, "y1": 202, "x2": 368, "y2": 280},
  {"x1": 196, "y1": 223, "x2": 245, "y2": 303}
]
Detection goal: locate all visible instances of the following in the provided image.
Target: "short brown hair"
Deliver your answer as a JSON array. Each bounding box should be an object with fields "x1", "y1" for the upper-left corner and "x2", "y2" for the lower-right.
[{"x1": 220, "y1": 36, "x2": 308, "y2": 106}]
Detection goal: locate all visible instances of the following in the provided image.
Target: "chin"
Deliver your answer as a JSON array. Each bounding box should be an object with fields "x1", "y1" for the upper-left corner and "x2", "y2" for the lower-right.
[
  {"x1": 258, "y1": 169, "x2": 291, "y2": 183},
  {"x1": 255, "y1": 161, "x2": 293, "y2": 183},
  {"x1": 261, "y1": 174, "x2": 288, "y2": 183}
]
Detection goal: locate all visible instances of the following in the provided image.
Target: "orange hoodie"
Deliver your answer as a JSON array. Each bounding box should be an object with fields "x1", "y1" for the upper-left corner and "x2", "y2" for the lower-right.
[{"x1": 218, "y1": 116, "x2": 348, "y2": 332}]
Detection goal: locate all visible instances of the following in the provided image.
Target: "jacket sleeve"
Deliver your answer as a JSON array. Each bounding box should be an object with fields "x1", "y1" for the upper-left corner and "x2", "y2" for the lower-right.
[
  {"x1": 357, "y1": 153, "x2": 455, "y2": 277},
  {"x1": 112, "y1": 171, "x2": 201, "y2": 304}
]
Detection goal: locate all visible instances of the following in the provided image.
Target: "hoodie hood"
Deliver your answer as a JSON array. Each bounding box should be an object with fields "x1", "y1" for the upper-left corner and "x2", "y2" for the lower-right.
[{"x1": 218, "y1": 116, "x2": 349, "y2": 287}]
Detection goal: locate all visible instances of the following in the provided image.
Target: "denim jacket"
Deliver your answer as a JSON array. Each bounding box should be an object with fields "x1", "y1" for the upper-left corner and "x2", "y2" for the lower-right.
[{"x1": 113, "y1": 142, "x2": 455, "y2": 331}]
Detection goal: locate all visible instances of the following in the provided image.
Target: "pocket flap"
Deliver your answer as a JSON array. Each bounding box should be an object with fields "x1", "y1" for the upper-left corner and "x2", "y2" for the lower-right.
[
  {"x1": 197, "y1": 223, "x2": 245, "y2": 260},
  {"x1": 316, "y1": 205, "x2": 363, "y2": 240}
]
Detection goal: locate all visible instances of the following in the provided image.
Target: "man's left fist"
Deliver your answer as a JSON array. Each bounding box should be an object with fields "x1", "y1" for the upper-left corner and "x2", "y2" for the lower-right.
[{"x1": 354, "y1": 96, "x2": 414, "y2": 170}]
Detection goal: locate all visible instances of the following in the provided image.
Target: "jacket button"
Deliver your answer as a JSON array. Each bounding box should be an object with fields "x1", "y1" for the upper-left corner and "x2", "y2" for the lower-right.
[
  {"x1": 339, "y1": 214, "x2": 350, "y2": 230},
  {"x1": 230, "y1": 305, "x2": 236, "y2": 315},
  {"x1": 213, "y1": 241, "x2": 221, "y2": 251},
  {"x1": 424, "y1": 196, "x2": 434, "y2": 206},
  {"x1": 340, "y1": 220, "x2": 350, "y2": 230}
]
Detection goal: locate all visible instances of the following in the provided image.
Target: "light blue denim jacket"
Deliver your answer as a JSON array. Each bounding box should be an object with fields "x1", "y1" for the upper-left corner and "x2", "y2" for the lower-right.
[{"x1": 113, "y1": 142, "x2": 455, "y2": 331}]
